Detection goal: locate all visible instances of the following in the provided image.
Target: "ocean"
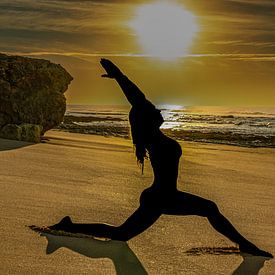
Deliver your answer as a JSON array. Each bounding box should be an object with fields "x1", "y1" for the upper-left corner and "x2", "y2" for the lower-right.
[{"x1": 56, "y1": 105, "x2": 275, "y2": 148}]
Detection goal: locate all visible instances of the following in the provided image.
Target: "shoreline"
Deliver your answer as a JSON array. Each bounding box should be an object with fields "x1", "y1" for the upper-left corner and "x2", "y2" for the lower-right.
[
  {"x1": 54, "y1": 126, "x2": 275, "y2": 148},
  {"x1": 60, "y1": 105, "x2": 275, "y2": 148}
]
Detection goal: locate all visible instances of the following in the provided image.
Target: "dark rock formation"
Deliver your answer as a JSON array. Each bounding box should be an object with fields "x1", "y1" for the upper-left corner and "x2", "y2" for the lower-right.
[{"x1": 0, "y1": 53, "x2": 73, "y2": 142}]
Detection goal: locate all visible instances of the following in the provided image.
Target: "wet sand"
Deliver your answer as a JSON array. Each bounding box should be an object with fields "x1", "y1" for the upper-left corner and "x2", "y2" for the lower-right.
[{"x1": 0, "y1": 130, "x2": 274, "y2": 274}]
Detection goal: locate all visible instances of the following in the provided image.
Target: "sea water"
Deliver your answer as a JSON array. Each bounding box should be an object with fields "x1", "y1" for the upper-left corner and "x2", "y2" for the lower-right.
[{"x1": 57, "y1": 105, "x2": 275, "y2": 147}]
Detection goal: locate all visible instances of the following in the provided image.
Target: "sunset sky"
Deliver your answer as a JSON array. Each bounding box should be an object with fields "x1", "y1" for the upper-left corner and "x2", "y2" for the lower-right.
[{"x1": 1, "y1": 0, "x2": 275, "y2": 106}]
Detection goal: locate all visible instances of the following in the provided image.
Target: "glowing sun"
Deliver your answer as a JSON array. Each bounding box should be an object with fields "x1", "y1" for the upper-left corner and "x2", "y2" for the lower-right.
[{"x1": 129, "y1": 1, "x2": 198, "y2": 61}]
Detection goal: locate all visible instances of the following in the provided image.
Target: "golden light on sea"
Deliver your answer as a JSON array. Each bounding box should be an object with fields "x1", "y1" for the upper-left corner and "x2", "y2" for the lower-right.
[{"x1": 129, "y1": 0, "x2": 199, "y2": 61}]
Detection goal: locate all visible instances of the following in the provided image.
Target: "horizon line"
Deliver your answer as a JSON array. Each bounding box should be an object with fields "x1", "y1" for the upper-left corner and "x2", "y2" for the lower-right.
[{"x1": 2, "y1": 51, "x2": 275, "y2": 61}]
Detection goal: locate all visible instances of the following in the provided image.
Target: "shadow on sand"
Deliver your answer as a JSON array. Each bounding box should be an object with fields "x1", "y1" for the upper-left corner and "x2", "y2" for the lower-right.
[
  {"x1": 0, "y1": 138, "x2": 33, "y2": 151},
  {"x1": 232, "y1": 255, "x2": 269, "y2": 275},
  {"x1": 37, "y1": 231, "x2": 270, "y2": 275},
  {"x1": 186, "y1": 247, "x2": 270, "y2": 275},
  {"x1": 41, "y1": 232, "x2": 148, "y2": 275}
]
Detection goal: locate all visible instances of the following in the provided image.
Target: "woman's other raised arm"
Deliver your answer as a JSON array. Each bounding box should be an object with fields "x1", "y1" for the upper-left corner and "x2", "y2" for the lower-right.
[{"x1": 100, "y1": 59, "x2": 146, "y2": 106}]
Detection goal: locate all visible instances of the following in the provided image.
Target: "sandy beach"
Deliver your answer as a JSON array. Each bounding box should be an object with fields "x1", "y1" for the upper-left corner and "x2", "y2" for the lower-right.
[{"x1": 0, "y1": 130, "x2": 274, "y2": 274}]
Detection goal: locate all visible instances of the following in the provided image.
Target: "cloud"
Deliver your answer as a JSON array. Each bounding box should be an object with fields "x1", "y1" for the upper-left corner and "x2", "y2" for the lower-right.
[
  {"x1": 1, "y1": 0, "x2": 275, "y2": 56},
  {"x1": 181, "y1": 0, "x2": 275, "y2": 54},
  {"x1": 1, "y1": 0, "x2": 275, "y2": 105},
  {"x1": 184, "y1": 0, "x2": 275, "y2": 17},
  {"x1": 0, "y1": 0, "x2": 139, "y2": 54}
]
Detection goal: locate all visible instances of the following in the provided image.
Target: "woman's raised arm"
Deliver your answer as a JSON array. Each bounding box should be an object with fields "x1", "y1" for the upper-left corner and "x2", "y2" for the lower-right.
[{"x1": 100, "y1": 59, "x2": 146, "y2": 106}]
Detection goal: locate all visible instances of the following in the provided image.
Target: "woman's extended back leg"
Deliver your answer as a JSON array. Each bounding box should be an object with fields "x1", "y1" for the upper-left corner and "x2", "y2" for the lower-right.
[
  {"x1": 50, "y1": 206, "x2": 161, "y2": 242},
  {"x1": 115, "y1": 205, "x2": 161, "y2": 241}
]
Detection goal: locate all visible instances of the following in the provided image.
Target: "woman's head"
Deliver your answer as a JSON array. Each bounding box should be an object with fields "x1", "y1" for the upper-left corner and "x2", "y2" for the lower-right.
[
  {"x1": 129, "y1": 101, "x2": 164, "y2": 171},
  {"x1": 129, "y1": 101, "x2": 163, "y2": 131}
]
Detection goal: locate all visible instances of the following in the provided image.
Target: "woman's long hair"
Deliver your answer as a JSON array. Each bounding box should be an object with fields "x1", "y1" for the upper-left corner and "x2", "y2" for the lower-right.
[
  {"x1": 129, "y1": 107, "x2": 147, "y2": 173},
  {"x1": 129, "y1": 102, "x2": 163, "y2": 173}
]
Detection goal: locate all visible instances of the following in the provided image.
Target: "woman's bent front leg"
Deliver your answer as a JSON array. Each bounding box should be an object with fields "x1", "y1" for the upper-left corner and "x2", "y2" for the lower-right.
[
  {"x1": 161, "y1": 191, "x2": 272, "y2": 257},
  {"x1": 161, "y1": 191, "x2": 250, "y2": 244}
]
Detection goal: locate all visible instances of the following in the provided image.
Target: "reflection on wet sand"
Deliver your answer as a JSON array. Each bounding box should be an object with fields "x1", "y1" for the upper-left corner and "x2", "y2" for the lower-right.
[
  {"x1": 42, "y1": 232, "x2": 147, "y2": 275},
  {"x1": 186, "y1": 246, "x2": 270, "y2": 275}
]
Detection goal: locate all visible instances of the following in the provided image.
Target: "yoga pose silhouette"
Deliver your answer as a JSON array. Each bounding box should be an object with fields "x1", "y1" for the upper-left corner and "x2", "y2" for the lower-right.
[{"x1": 50, "y1": 59, "x2": 272, "y2": 258}]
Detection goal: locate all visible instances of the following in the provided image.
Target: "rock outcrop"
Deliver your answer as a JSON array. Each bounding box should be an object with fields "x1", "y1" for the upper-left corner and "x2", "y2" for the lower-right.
[{"x1": 0, "y1": 53, "x2": 73, "y2": 142}]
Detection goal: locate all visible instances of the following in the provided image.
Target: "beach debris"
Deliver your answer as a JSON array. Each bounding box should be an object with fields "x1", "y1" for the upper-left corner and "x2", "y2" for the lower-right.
[
  {"x1": 185, "y1": 246, "x2": 240, "y2": 256},
  {"x1": 0, "y1": 53, "x2": 73, "y2": 142}
]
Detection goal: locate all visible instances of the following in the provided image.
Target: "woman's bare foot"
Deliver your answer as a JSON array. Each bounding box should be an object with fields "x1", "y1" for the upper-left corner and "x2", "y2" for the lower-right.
[
  {"x1": 49, "y1": 216, "x2": 73, "y2": 231},
  {"x1": 239, "y1": 243, "x2": 273, "y2": 258}
]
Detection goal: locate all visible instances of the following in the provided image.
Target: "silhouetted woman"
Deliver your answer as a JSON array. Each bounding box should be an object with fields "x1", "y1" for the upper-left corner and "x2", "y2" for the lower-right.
[{"x1": 51, "y1": 59, "x2": 272, "y2": 257}]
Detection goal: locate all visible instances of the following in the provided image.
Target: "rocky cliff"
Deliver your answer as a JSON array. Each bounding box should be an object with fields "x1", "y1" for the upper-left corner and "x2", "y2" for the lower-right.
[{"x1": 0, "y1": 53, "x2": 73, "y2": 142}]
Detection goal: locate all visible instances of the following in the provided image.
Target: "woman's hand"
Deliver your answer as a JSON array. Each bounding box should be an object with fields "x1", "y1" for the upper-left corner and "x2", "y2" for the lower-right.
[
  {"x1": 100, "y1": 58, "x2": 146, "y2": 106},
  {"x1": 100, "y1": 58, "x2": 123, "y2": 79}
]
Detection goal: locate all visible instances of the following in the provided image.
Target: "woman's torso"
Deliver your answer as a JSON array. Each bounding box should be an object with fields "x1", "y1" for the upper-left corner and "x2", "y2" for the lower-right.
[{"x1": 147, "y1": 133, "x2": 182, "y2": 192}]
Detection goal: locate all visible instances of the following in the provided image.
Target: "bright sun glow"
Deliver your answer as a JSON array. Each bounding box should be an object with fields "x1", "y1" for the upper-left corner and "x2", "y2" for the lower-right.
[{"x1": 129, "y1": 1, "x2": 198, "y2": 61}]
